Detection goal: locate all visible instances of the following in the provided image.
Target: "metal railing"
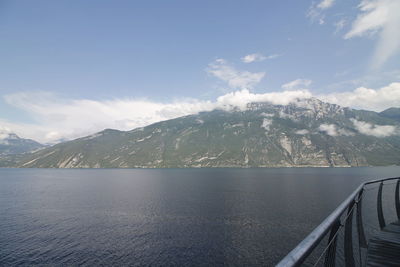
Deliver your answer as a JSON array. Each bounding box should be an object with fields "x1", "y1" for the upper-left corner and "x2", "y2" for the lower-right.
[{"x1": 276, "y1": 177, "x2": 400, "y2": 267}]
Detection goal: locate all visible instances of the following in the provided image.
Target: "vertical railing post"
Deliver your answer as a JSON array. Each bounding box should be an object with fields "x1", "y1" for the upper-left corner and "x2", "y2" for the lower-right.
[
  {"x1": 395, "y1": 179, "x2": 400, "y2": 220},
  {"x1": 324, "y1": 220, "x2": 341, "y2": 267},
  {"x1": 344, "y1": 199, "x2": 355, "y2": 267},
  {"x1": 356, "y1": 189, "x2": 367, "y2": 249},
  {"x1": 377, "y1": 182, "x2": 386, "y2": 229}
]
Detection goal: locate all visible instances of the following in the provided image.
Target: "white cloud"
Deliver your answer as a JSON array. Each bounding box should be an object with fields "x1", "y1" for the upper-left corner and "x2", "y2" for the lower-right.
[
  {"x1": 215, "y1": 89, "x2": 312, "y2": 110},
  {"x1": 295, "y1": 129, "x2": 309, "y2": 135},
  {"x1": 320, "y1": 82, "x2": 400, "y2": 111},
  {"x1": 327, "y1": 69, "x2": 400, "y2": 92},
  {"x1": 308, "y1": 0, "x2": 335, "y2": 24},
  {"x1": 351, "y1": 118, "x2": 398, "y2": 137},
  {"x1": 345, "y1": 0, "x2": 391, "y2": 38},
  {"x1": 282, "y1": 79, "x2": 312, "y2": 90},
  {"x1": 318, "y1": 0, "x2": 335, "y2": 9},
  {"x1": 207, "y1": 59, "x2": 265, "y2": 89},
  {"x1": 0, "y1": 126, "x2": 12, "y2": 140},
  {"x1": 344, "y1": 0, "x2": 400, "y2": 69},
  {"x1": 241, "y1": 53, "x2": 281, "y2": 63},
  {"x1": 319, "y1": 124, "x2": 354, "y2": 136},
  {"x1": 241, "y1": 53, "x2": 266, "y2": 63},
  {"x1": 319, "y1": 124, "x2": 338, "y2": 136}
]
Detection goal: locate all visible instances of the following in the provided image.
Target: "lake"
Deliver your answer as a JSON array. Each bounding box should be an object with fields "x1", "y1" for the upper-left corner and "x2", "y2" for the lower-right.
[{"x1": 1, "y1": 167, "x2": 400, "y2": 266}]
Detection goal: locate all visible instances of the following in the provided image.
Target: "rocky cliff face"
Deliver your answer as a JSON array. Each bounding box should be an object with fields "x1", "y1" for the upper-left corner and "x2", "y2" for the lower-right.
[{"x1": 9, "y1": 98, "x2": 400, "y2": 168}]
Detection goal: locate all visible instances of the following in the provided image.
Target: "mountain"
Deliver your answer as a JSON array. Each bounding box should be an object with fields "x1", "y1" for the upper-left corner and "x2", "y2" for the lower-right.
[
  {"x1": 0, "y1": 132, "x2": 44, "y2": 156},
  {"x1": 6, "y1": 98, "x2": 400, "y2": 168},
  {"x1": 380, "y1": 107, "x2": 400, "y2": 122}
]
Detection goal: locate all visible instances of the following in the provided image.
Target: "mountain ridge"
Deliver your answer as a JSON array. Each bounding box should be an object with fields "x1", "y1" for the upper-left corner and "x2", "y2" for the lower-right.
[
  {"x1": 380, "y1": 107, "x2": 400, "y2": 122},
  {"x1": 2, "y1": 98, "x2": 400, "y2": 168}
]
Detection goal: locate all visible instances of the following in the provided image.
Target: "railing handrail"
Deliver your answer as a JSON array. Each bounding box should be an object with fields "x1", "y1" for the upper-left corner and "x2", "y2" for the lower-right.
[{"x1": 276, "y1": 176, "x2": 400, "y2": 267}]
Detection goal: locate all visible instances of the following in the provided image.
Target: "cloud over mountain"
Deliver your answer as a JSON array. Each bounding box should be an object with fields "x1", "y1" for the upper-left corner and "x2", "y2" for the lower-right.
[
  {"x1": 351, "y1": 118, "x2": 398, "y2": 137},
  {"x1": 319, "y1": 82, "x2": 400, "y2": 111},
  {"x1": 1, "y1": 81, "x2": 400, "y2": 143}
]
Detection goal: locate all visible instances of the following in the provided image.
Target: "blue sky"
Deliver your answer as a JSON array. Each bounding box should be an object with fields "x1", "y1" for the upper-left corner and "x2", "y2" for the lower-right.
[{"x1": 1, "y1": 0, "x2": 400, "y2": 142}]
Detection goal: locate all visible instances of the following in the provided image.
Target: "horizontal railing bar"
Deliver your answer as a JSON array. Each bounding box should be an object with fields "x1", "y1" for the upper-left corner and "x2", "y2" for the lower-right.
[
  {"x1": 276, "y1": 176, "x2": 400, "y2": 267},
  {"x1": 364, "y1": 176, "x2": 400, "y2": 186}
]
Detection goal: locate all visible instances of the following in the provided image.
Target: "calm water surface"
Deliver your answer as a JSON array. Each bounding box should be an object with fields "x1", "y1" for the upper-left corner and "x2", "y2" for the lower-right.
[{"x1": 1, "y1": 167, "x2": 400, "y2": 266}]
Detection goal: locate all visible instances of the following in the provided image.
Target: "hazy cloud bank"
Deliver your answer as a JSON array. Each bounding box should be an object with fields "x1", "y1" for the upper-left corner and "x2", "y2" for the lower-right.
[{"x1": 1, "y1": 82, "x2": 400, "y2": 143}]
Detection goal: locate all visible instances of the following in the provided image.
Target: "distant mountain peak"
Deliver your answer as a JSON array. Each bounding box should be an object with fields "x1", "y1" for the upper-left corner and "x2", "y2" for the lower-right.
[{"x1": 0, "y1": 131, "x2": 44, "y2": 156}]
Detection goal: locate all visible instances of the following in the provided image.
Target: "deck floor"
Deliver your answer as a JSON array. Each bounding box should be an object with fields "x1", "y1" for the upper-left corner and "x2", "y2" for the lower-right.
[{"x1": 366, "y1": 220, "x2": 400, "y2": 266}]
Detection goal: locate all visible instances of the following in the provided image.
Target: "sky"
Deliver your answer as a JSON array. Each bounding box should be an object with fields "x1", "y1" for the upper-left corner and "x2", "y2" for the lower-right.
[{"x1": 1, "y1": 0, "x2": 400, "y2": 143}]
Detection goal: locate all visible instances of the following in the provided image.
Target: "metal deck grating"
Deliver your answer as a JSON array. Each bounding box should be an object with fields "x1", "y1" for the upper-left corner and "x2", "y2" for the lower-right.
[{"x1": 366, "y1": 221, "x2": 400, "y2": 267}]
